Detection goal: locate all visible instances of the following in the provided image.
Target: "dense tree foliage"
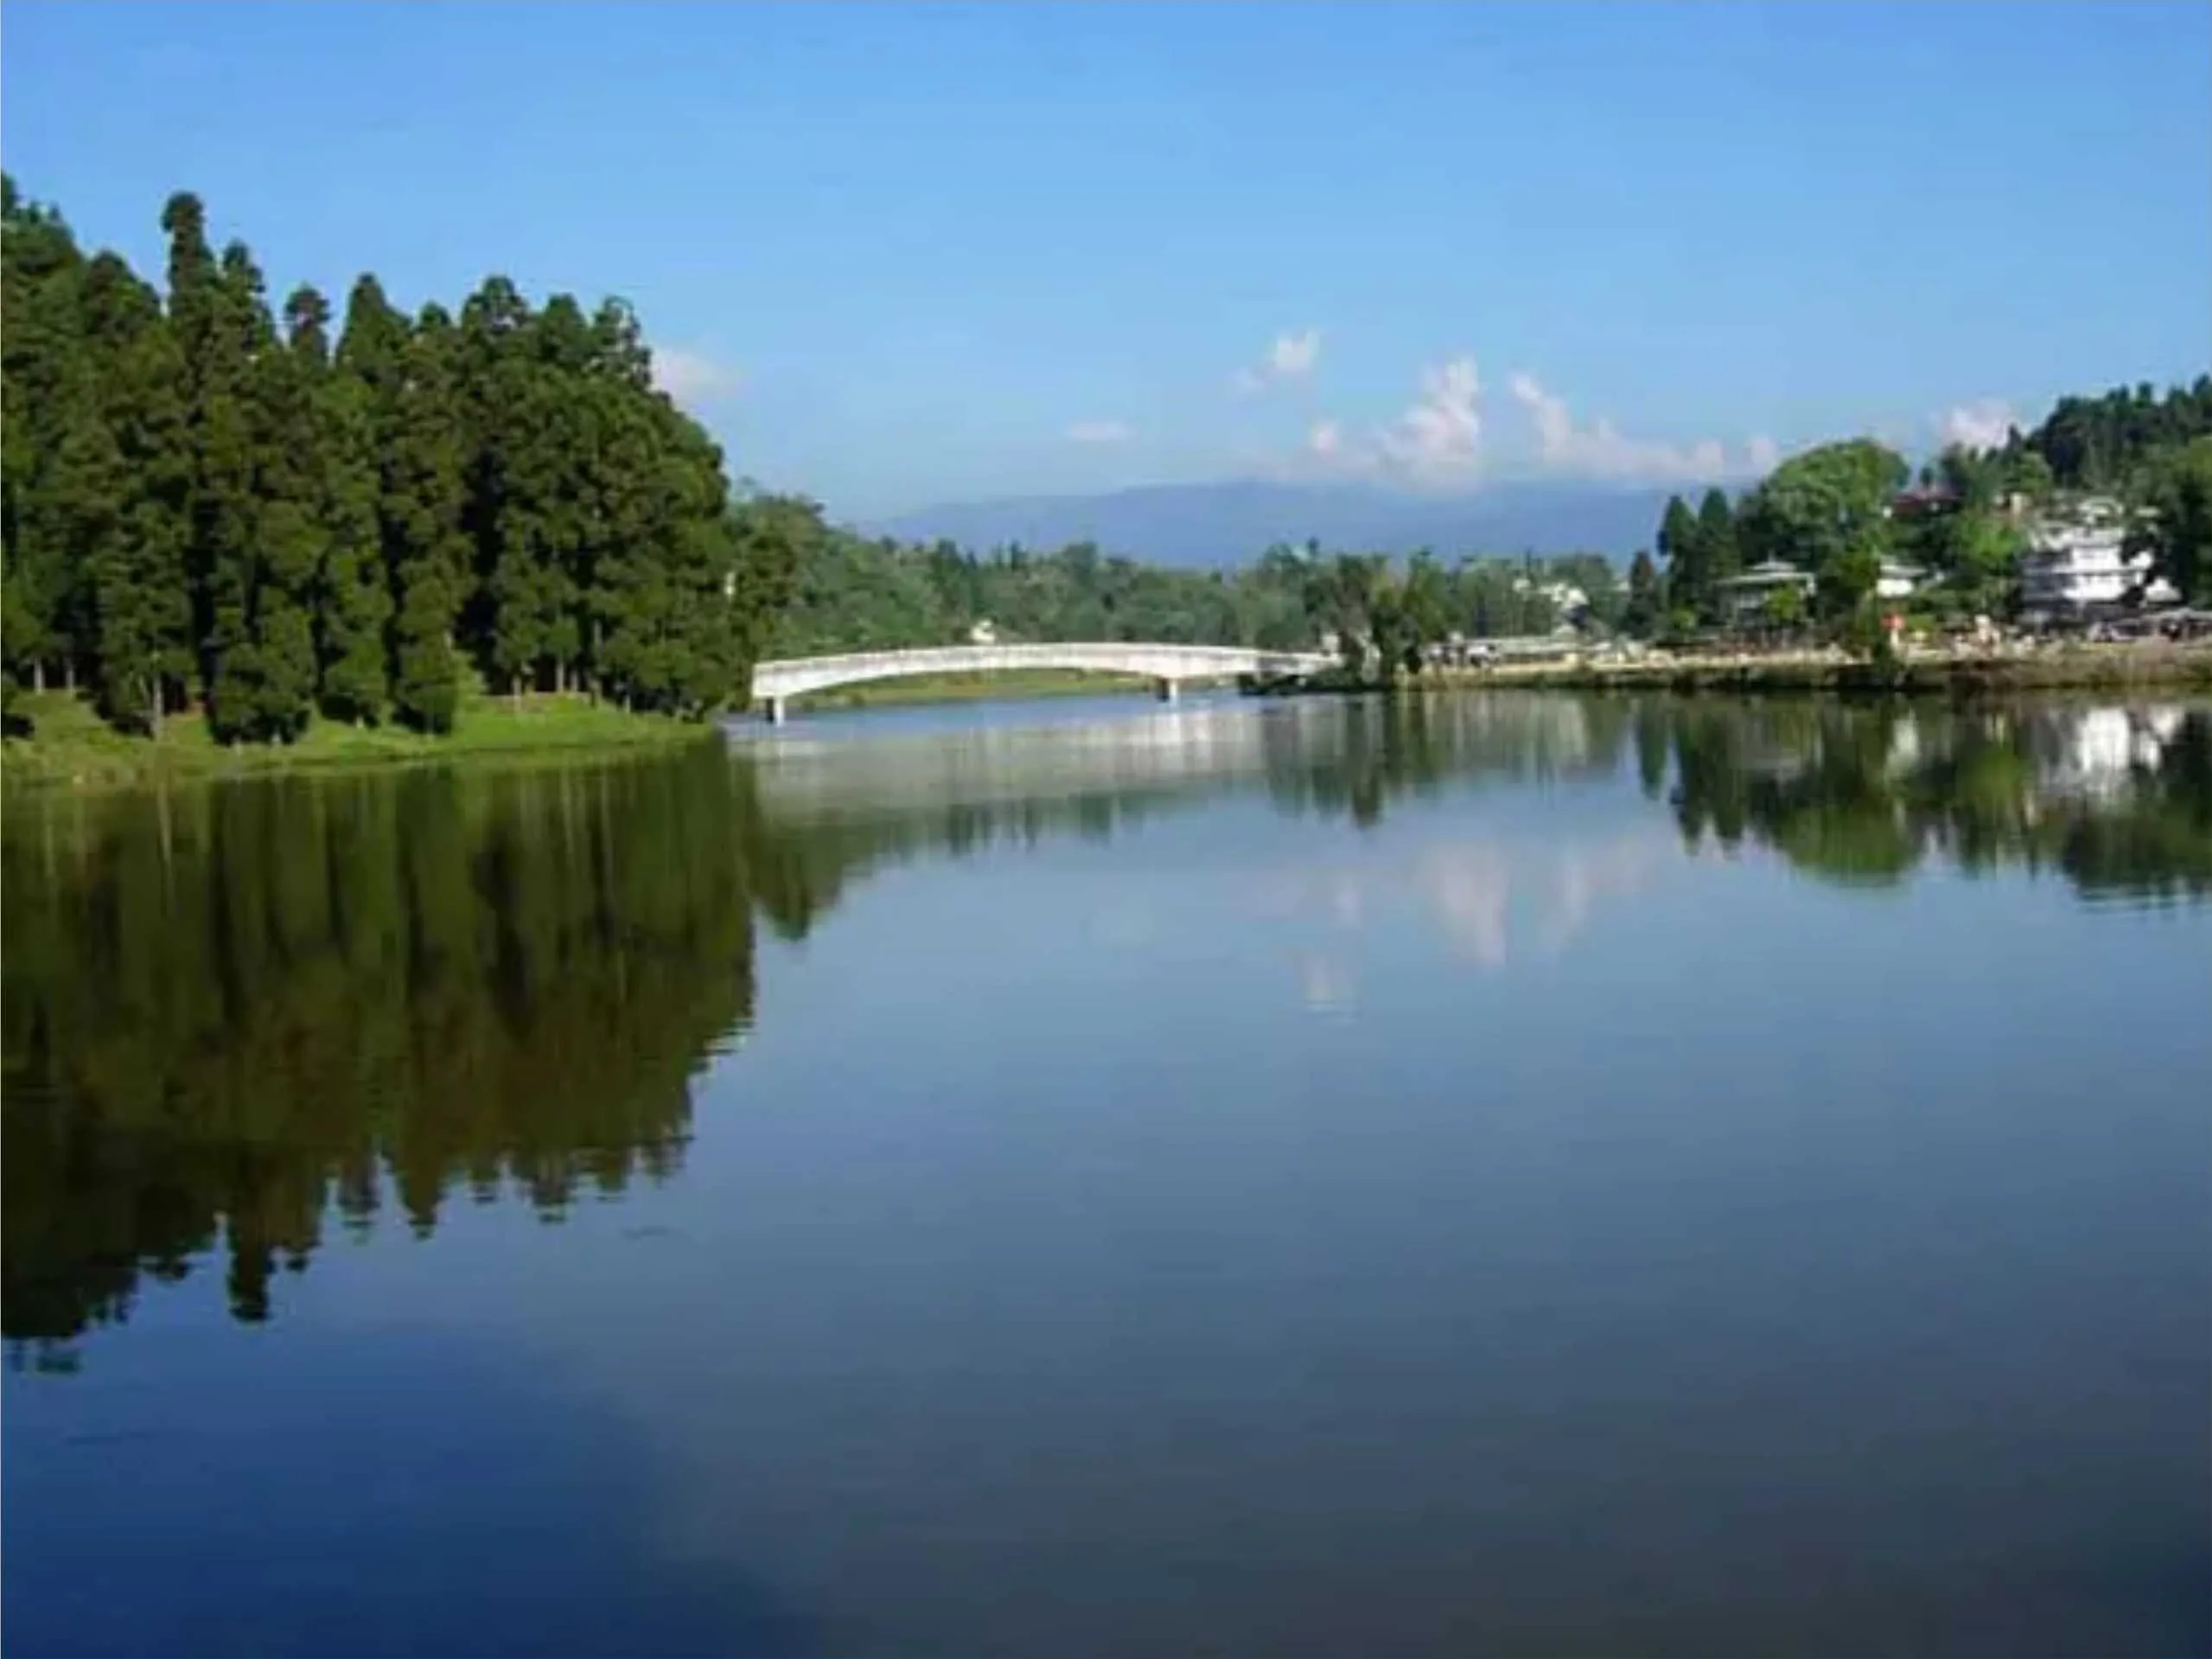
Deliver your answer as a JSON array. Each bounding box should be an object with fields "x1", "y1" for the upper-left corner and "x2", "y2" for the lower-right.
[
  {"x1": 1633, "y1": 375, "x2": 2211, "y2": 636},
  {"x1": 2, "y1": 178, "x2": 787, "y2": 739},
  {"x1": 765, "y1": 526, "x2": 1619, "y2": 667},
  {"x1": 1653, "y1": 487, "x2": 1744, "y2": 627},
  {"x1": 2133, "y1": 437, "x2": 2212, "y2": 606},
  {"x1": 771, "y1": 533, "x2": 1259, "y2": 654},
  {"x1": 1736, "y1": 439, "x2": 1909, "y2": 621},
  {"x1": 1622, "y1": 549, "x2": 1663, "y2": 638},
  {"x1": 2018, "y1": 378, "x2": 2212, "y2": 495}
]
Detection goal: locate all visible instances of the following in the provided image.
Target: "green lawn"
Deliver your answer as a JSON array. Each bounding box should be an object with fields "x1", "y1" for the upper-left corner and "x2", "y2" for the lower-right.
[{"x1": 3, "y1": 687, "x2": 717, "y2": 790}]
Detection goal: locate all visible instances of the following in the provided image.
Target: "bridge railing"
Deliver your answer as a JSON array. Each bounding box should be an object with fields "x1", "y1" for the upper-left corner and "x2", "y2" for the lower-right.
[
  {"x1": 750, "y1": 641, "x2": 1334, "y2": 695},
  {"x1": 754, "y1": 642, "x2": 1318, "y2": 674}
]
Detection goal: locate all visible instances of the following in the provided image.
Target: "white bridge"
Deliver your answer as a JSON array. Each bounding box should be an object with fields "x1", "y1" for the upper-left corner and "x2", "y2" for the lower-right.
[{"x1": 748, "y1": 642, "x2": 1335, "y2": 721}]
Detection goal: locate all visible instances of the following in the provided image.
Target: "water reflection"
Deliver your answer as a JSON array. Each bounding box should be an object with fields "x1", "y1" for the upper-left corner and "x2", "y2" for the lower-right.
[
  {"x1": 1662, "y1": 699, "x2": 2211, "y2": 898},
  {"x1": 3, "y1": 751, "x2": 767, "y2": 1352},
  {"x1": 1258, "y1": 827, "x2": 1675, "y2": 987},
  {"x1": 4, "y1": 694, "x2": 2206, "y2": 1362},
  {"x1": 743, "y1": 693, "x2": 2211, "y2": 908}
]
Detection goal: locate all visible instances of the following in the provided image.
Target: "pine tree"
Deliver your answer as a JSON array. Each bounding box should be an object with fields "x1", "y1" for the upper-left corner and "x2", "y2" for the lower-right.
[
  {"x1": 1622, "y1": 549, "x2": 1663, "y2": 640},
  {"x1": 582, "y1": 377, "x2": 665, "y2": 710},
  {"x1": 583, "y1": 298, "x2": 654, "y2": 694},
  {"x1": 162, "y1": 194, "x2": 264, "y2": 734},
  {"x1": 531, "y1": 296, "x2": 596, "y2": 694},
  {"x1": 80, "y1": 253, "x2": 192, "y2": 732},
  {"x1": 662, "y1": 419, "x2": 745, "y2": 714},
  {"x1": 197, "y1": 378, "x2": 264, "y2": 740},
  {"x1": 726, "y1": 492, "x2": 814, "y2": 675},
  {"x1": 3, "y1": 176, "x2": 94, "y2": 694},
  {"x1": 578, "y1": 303, "x2": 671, "y2": 702},
  {"x1": 1692, "y1": 488, "x2": 1740, "y2": 624},
  {"x1": 1655, "y1": 494, "x2": 1703, "y2": 628},
  {"x1": 334, "y1": 274, "x2": 411, "y2": 408},
  {"x1": 457, "y1": 277, "x2": 555, "y2": 699},
  {"x1": 384, "y1": 305, "x2": 471, "y2": 731},
  {"x1": 10, "y1": 178, "x2": 755, "y2": 742},
  {"x1": 239, "y1": 254, "x2": 319, "y2": 741},
  {"x1": 290, "y1": 285, "x2": 390, "y2": 723},
  {"x1": 339, "y1": 276, "x2": 445, "y2": 726}
]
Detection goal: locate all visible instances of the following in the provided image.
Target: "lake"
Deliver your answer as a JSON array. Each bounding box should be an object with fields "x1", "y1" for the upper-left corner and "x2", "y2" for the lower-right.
[{"x1": 5, "y1": 692, "x2": 2208, "y2": 1658}]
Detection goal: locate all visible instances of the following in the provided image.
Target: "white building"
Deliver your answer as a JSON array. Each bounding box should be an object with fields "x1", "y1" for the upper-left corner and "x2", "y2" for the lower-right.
[
  {"x1": 967, "y1": 618, "x2": 999, "y2": 645},
  {"x1": 2021, "y1": 496, "x2": 2158, "y2": 613},
  {"x1": 1875, "y1": 559, "x2": 1926, "y2": 600},
  {"x1": 1716, "y1": 558, "x2": 1817, "y2": 624},
  {"x1": 1512, "y1": 577, "x2": 1590, "y2": 619}
]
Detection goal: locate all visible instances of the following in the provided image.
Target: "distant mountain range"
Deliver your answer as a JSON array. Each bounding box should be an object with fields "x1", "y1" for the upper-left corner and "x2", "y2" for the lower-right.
[{"x1": 864, "y1": 478, "x2": 1694, "y2": 569}]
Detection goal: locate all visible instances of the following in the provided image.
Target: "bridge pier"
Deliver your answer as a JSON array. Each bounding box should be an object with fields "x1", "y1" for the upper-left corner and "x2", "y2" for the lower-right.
[
  {"x1": 763, "y1": 695, "x2": 787, "y2": 724},
  {"x1": 1155, "y1": 678, "x2": 1179, "y2": 703}
]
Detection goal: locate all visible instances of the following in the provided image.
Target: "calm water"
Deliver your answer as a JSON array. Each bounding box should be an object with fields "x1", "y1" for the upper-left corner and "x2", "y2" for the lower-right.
[{"x1": 5, "y1": 693, "x2": 2209, "y2": 1658}]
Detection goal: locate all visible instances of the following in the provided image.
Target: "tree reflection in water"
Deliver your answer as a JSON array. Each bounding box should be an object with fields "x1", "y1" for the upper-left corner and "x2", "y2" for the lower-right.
[
  {"x1": 7, "y1": 694, "x2": 2205, "y2": 1361},
  {"x1": 1664, "y1": 700, "x2": 2212, "y2": 899},
  {"x1": 3, "y1": 750, "x2": 771, "y2": 1352}
]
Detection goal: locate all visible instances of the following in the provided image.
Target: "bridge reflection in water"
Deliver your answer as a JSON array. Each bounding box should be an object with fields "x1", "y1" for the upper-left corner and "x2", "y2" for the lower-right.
[
  {"x1": 741, "y1": 692, "x2": 1629, "y2": 826},
  {"x1": 740, "y1": 692, "x2": 2212, "y2": 900}
]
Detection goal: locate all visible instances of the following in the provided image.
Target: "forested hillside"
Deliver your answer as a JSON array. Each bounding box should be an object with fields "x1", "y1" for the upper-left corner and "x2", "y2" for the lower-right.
[
  {"x1": 2, "y1": 177, "x2": 795, "y2": 741},
  {"x1": 2018, "y1": 380, "x2": 2212, "y2": 492},
  {"x1": 778, "y1": 379, "x2": 2212, "y2": 661},
  {"x1": 1634, "y1": 377, "x2": 2212, "y2": 634},
  {"x1": 766, "y1": 532, "x2": 1621, "y2": 657},
  {"x1": 868, "y1": 479, "x2": 1681, "y2": 569}
]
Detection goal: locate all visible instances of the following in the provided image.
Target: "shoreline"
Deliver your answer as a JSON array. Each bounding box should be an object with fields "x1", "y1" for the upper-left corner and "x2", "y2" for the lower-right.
[
  {"x1": 1259, "y1": 641, "x2": 2212, "y2": 699},
  {"x1": 15, "y1": 641, "x2": 2209, "y2": 793},
  {"x1": 2, "y1": 692, "x2": 718, "y2": 793}
]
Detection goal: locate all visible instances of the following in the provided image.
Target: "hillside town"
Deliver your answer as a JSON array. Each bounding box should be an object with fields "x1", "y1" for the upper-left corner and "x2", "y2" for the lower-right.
[{"x1": 1704, "y1": 489, "x2": 2191, "y2": 637}]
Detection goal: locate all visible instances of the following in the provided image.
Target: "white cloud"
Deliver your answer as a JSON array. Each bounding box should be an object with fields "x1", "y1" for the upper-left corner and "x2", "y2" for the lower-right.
[
  {"x1": 1268, "y1": 329, "x2": 1320, "y2": 379},
  {"x1": 1284, "y1": 358, "x2": 1482, "y2": 486},
  {"x1": 1938, "y1": 399, "x2": 2018, "y2": 453},
  {"x1": 1278, "y1": 358, "x2": 1773, "y2": 489},
  {"x1": 1507, "y1": 372, "x2": 1761, "y2": 482},
  {"x1": 1233, "y1": 328, "x2": 1323, "y2": 393},
  {"x1": 1374, "y1": 356, "x2": 1485, "y2": 483},
  {"x1": 1065, "y1": 418, "x2": 1132, "y2": 444},
  {"x1": 652, "y1": 346, "x2": 742, "y2": 405}
]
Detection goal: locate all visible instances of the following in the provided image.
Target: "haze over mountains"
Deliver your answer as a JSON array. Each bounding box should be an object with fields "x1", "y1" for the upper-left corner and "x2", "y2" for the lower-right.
[{"x1": 866, "y1": 479, "x2": 1690, "y2": 570}]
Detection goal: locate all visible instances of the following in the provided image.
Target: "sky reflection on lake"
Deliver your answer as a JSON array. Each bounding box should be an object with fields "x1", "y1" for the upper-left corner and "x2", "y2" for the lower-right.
[{"x1": 7, "y1": 692, "x2": 2209, "y2": 1657}]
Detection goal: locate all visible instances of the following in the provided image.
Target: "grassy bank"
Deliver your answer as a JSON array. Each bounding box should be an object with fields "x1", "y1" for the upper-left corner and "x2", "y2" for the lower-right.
[
  {"x1": 2, "y1": 689, "x2": 717, "y2": 791},
  {"x1": 1268, "y1": 641, "x2": 2212, "y2": 699},
  {"x1": 791, "y1": 667, "x2": 1158, "y2": 711}
]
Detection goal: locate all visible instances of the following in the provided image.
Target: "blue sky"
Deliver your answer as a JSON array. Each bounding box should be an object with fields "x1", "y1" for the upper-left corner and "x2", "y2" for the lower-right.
[{"x1": 6, "y1": 2, "x2": 2208, "y2": 518}]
